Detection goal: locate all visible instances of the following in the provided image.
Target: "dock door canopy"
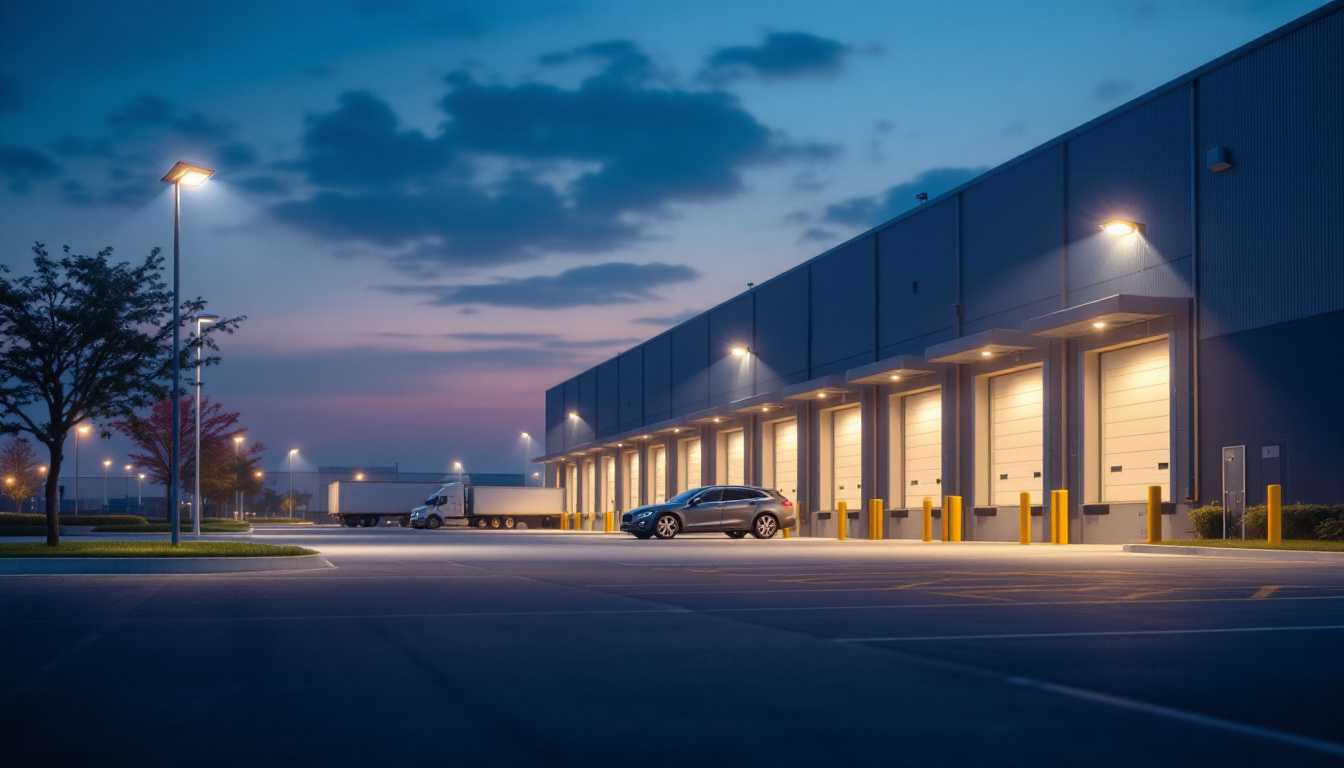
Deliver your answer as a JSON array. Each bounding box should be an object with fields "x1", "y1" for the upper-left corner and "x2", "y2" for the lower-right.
[
  {"x1": 1100, "y1": 340, "x2": 1170, "y2": 502},
  {"x1": 772, "y1": 420, "x2": 798, "y2": 501},
  {"x1": 990, "y1": 369, "x2": 1043, "y2": 506},
  {"x1": 832, "y1": 406, "x2": 862, "y2": 511},
  {"x1": 903, "y1": 390, "x2": 942, "y2": 509}
]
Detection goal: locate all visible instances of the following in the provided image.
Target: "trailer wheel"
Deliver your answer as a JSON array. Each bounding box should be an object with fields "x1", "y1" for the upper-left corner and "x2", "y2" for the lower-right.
[
  {"x1": 344, "y1": 517, "x2": 359, "y2": 528},
  {"x1": 474, "y1": 517, "x2": 489, "y2": 528},
  {"x1": 503, "y1": 517, "x2": 516, "y2": 530},
  {"x1": 425, "y1": 516, "x2": 442, "y2": 530},
  {"x1": 363, "y1": 515, "x2": 379, "y2": 528},
  {"x1": 489, "y1": 516, "x2": 502, "y2": 529},
  {"x1": 399, "y1": 516, "x2": 410, "y2": 528}
]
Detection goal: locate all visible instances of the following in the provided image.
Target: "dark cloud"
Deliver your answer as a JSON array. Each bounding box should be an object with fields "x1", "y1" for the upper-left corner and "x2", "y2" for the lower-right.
[
  {"x1": 821, "y1": 167, "x2": 987, "y2": 228},
  {"x1": 299, "y1": 90, "x2": 455, "y2": 190},
  {"x1": 542, "y1": 337, "x2": 641, "y2": 349},
  {"x1": 448, "y1": 332, "x2": 558, "y2": 343},
  {"x1": 385, "y1": 262, "x2": 699, "y2": 309},
  {"x1": 107, "y1": 95, "x2": 233, "y2": 142},
  {"x1": 631, "y1": 309, "x2": 701, "y2": 326},
  {"x1": 274, "y1": 52, "x2": 834, "y2": 271},
  {"x1": 701, "y1": 32, "x2": 851, "y2": 82},
  {"x1": 799, "y1": 227, "x2": 838, "y2": 243},
  {"x1": 0, "y1": 145, "x2": 60, "y2": 193}
]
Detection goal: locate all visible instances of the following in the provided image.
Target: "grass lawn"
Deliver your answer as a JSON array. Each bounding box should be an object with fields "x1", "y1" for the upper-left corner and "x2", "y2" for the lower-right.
[
  {"x1": 1159, "y1": 539, "x2": 1344, "y2": 552},
  {"x1": 248, "y1": 519, "x2": 314, "y2": 525},
  {"x1": 0, "y1": 541, "x2": 316, "y2": 558},
  {"x1": 92, "y1": 522, "x2": 251, "y2": 533}
]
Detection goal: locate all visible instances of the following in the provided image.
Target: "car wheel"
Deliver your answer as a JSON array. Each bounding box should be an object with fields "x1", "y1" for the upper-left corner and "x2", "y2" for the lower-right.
[
  {"x1": 633, "y1": 532, "x2": 653, "y2": 540},
  {"x1": 654, "y1": 514, "x2": 680, "y2": 540},
  {"x1": 425, "y1": 516, "x2": 442, "y2": 530},
  {"x1": 751, "y1": 514, "x2": 779, "y2": 539},
  {"x1": 503, "y1": 517, "x2": 516, "y2": 529},
  {"x1": 489, "y1": 517, "x2": 502, "y2": 529},
  {"x1": 725, "y1": 530, "x2": 747, "y2": 539}
]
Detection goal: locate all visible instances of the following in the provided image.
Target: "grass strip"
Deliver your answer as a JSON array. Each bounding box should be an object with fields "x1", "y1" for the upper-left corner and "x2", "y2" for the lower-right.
[
  {"x1": 1159, "y1": 539, "x2": 1344, "y2": 553},
  {"x1": 248, "y1": 519, "x2": 314, "y2": 525},
  {"x1": 92, "y1": 523, "x2": 251, "y2": 533},
  {"x1": 0, "y1": 541, "x2": 316, "y2": 558}
]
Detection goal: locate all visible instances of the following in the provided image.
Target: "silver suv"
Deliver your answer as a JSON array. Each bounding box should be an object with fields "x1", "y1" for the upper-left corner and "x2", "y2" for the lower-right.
[{"x1": 620, "y1": 486, "x2": 796, "y2": 540}]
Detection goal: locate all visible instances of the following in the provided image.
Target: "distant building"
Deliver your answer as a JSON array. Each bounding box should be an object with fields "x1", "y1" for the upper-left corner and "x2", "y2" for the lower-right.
[{"x1": 537, "y1": 2, "x2": 1344, "y2": 543}]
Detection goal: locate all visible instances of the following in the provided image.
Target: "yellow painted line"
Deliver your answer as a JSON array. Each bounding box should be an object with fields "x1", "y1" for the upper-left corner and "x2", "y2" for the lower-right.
[{"x1": 1252, "y1": 585, "x2": 1281, "y2": 599}]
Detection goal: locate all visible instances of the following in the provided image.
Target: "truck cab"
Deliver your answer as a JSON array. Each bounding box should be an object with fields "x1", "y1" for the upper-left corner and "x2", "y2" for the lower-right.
[{"x1": 410, "y1": 483, "x2": 462, "y2": 529}]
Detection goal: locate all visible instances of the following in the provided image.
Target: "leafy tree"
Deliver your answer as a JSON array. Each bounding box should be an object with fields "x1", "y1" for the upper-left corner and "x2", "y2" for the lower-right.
[
  {"x1": 0, "y1": 243, "x2": 242, "y2": 545},
  {"x1": 0, "y1": 436, "x2": 42, "y2": 512},
  {"x1": 254, "y1": 487, "x2": 310, "y2": 518}
]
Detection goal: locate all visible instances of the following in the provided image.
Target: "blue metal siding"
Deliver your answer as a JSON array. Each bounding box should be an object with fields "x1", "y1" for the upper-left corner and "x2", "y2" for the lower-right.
[
  {"x1": 576, "y1": 368, "x2": 597, "y2": 446},
  {"x1": 709, "y1": 294, "x2": 754, "y2": 406},
  {"x1": 876, "y1": 197, "x2": 958, "y2": 352},
  {"x1": 618, "y1": 348, "x2": 643, "y2": 432},
  {"x1": 1197, "y1": 7, "x2": 1344, "y2": 338},
  {"x1": 961, "y1": 146, "x2": 1064, "y2": 323},
  {"x1": 753, "y1": 268, "x2": 809, "y2": 394},
  {"x1": 1066, "y1": 86, "x2": 1194, "y2": 305},
  {"x1": 670, "y1": 315, "x2": 710, "y2": 415},
  {"x1": 642, "y1": 334, "x2": 672, "y2": 423},
  {"x1": 544, "y1": 385, "x2": 564, "y2": 455},
  {"x1": 596, "y1": 359, "x2": 619, "y2": 438},
  {"x1": 562, "y1": 377, "x2": 582, "y2": 450},
  {"x1": 810, "y1": 235, "x2": 876, "y2": 376}
]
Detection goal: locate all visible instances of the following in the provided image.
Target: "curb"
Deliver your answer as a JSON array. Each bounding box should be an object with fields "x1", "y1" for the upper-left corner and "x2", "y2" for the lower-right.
[
  {"x1": 1123, "y1": 544, "x2": 1344, "y2": 563},
  {"x1": 0, "y1": 553, "x2": 332, "y2": 575}
]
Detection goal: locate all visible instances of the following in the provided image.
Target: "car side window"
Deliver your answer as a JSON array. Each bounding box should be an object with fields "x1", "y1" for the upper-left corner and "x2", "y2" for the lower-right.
[
  {"x1": 693, "y1": 488, "x2": 723, "y2": 504},
  {"x1": 723, "y1": 488, "x2": 757, "y2": 502}
]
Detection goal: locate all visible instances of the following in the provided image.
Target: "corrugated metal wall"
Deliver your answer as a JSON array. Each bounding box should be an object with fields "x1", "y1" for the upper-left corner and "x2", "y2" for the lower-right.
[
  {"x1": 809, "y1": 235, "x2": 876, "y2": 376},
  {"x1": 876, "y1": 197, "x2": 959, "y2": 358}
]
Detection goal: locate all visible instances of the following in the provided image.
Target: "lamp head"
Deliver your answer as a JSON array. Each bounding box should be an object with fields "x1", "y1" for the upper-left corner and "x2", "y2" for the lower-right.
[
  {"x1": 1101, "y1": 218, "x2": 1140, "y2": 236},
  {"x1": 162, "y1": 161, "x2": 216, "y2": 187},
  {"x1": 197, "y1": 313, "x2": 220, "y2": 325},
  {"x1": 730, "y1": 346, "x2": 749, "y2": 357}
]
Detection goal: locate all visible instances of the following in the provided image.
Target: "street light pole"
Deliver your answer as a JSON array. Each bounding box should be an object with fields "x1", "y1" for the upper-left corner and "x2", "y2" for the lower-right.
[
  {"x1": 521, "y1": 433, "x2": 533, "y2": 485},
  {"x1": 453, "y1": 461, "x2": 463, "y2": 485},
  {"x1": 74, "y1": 424, "x2": 89, "y2": 514},
  {"x1": 162, "y1": 160, "x2": 215, "y2": 547},
  {"x1": 288, "y1": 449, "x2": 298, "y2": 520},
  {"x1": 233, "y1": 435, "x2": 244, "y2": 521},
  {"x1": 192, "y1": 313, "x2": 219, "y2": 537},
  {"x1": 102, "y1": 459, "x2": 111, "y2": 512},
  {"x1": 137, "y1": 473, "x2": 144, "y2": 513}
]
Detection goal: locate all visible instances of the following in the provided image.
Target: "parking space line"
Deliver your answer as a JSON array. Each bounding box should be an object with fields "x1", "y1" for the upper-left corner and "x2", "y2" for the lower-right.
[{"x1": 835, "y1": 624, "x2": 1344, "y2": 643}]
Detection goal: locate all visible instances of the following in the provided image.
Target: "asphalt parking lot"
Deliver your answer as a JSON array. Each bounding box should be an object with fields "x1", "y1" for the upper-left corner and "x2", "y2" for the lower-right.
[{"x1": 2, "y1": 527, "x2": 1342, "y2": 767}]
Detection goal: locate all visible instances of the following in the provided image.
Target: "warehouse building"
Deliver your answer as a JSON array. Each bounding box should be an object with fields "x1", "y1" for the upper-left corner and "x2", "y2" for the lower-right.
[{"x1": 536, "y1": 2, "x2": 1344, "y2": 543}]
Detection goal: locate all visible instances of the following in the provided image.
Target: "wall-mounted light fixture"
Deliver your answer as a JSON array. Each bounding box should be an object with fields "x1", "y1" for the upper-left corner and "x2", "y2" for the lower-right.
[
  {"x1": 568, "y1": 412, "x2": 579, "y2": 419},
  {"x1": 817, "y1": 393, "x2": 827, "y2": 399},
  {"x1": 1092, "y1": 322, "x2": 1106, "y2": 329},
  {"x1": 730, "y1": 346, "x2": 750, "y2": 357},
  {"x1": 712, "y1": 417, "x2": 721, "y2": 423},
  {"x1": 981, "y1": 350, "x2": 993, "y2": 357},
  {"x1": 1101, "y1": 218, "x2": 1142, "y2": 236},
  {"x1": 890, "y1": 375, "x2": 901, "y2": 381}
]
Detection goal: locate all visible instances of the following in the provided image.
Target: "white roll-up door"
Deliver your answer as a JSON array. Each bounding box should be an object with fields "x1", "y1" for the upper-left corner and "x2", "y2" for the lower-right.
[
  {"x1": 583, "y1": 460, "x2": 595, "y2": 513},
  {"x1": 604, "y1": 457, "x2": 615, "y2": 513},
  {"x1": 991, "y1": 368, "x2": 1043, "y2": 506},
  {"x1": 625, "y1": 452, "x2": 640, "y2": 510},
  {"x1": 1101, "y1": 340, "x2": 1170, "y2": 502},
  {"x1": 680, "y1": 438, "x2": 702, "y2": 492},
  {"x1": 566, "y1": 464, "x2": 577, "y2": 513},
  {"x1": 832, "y1": 406, "x2": 862, "y2": 510},
  {"x1": 651, "y1": 446, "x2": 667, "y2": 504},
  {"x1": 725, "y1": 430, "x2": 744, "y2": 485},
  {"x1": 903, "y1": 389, "x2": 942, "y2": 509},
  {"x1": 773, "y1": 420, "x2": 798, "y2": 501}
]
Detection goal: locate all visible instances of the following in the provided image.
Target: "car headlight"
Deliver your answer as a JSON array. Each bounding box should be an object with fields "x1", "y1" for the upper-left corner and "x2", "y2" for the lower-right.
[{"x1": 633, "y1": 509, "x2": 655, "y2": 520}]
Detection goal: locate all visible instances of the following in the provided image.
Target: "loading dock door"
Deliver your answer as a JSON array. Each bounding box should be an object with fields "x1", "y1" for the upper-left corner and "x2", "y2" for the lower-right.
[
  {"x1": 903, "y1": 390, "x2": 942, "y2": 509},
  {"x1": 583, "y1": 460, "x2": 595, "y2": 514},
  {"x1": 651, "y1": 446, "x2": 667, "y2": 504},
  {"x1": 1101, "y1": 340, "x2": 1170, "y2": 502},
  {"x1": 566, "y1": 464, "x2": 577, "y2": 513},
  {"x1": 773, "y1": 420, "x2": 798, "y2": 501},
  {"x1": 725, "y1": 431, "x2": 744, "y2": 485},
  {"x1": 990, "y1": 369, "x2": 1043, "y2": 506},
  {"x1": 604, "y1": 457, "x2": 615, "y2": 513},
  {"x1": 680, "y1": 438, "x2": 702, "y2": 492},
  {"x1": 832, "y1": 406, "x2": 862, "y2": 511},
  {"x1": 625, "y1": 452, "x2": 640, "y2": 510}
]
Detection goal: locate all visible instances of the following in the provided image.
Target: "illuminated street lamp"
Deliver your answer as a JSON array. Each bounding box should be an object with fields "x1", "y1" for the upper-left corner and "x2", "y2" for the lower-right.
[
  {"x1": 453, "y1": 461, "x2": 463, "y2": 484},
  {"x1": 233, "y1": 435, "x2": 244, "y2": 520},
  {"x1": 162, "y1": 160, "x2": 216, "y2": 547},
  {"x1": 73, "y1": 424, "x2": 90, "y2": 513},
  {"x1": 4, "y1": 477, "x2": 13, "y2": 513},
  {"x1": 102, "y1": 459, "x2": 111, "y2": 512},
  {"x1": 192, "y1": 313, "x2": 220, "y2": 537},
  {"x1": 288, "y1": 449, "x2": 298, "y2": 519},
  {"x1": 137, "y1": 473, "x2": 145, "y2": 513},
  {"x1": 521, "y1": 432, "x2": 534, "y2": 485}
]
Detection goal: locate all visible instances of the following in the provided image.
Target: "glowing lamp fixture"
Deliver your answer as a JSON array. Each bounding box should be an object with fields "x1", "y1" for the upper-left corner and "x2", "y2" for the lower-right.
[
  {"x1": 1093, "y1": 322, "x2": 1106, "y2": 329},
  {"x1": 1101, "y1": 218, "x2": 1140, "y2": 236},
  {"x1": 161, "y1": 161, "x2": 216, "y2": 187},
  {"x1": 355, "y1": 472, "x2": 364, "y2": 481},
  {"x1": 78, "y1": 425, "x2": 90, "y2": 435},
  {"x1": 890, "y1": 375, "x2": 901, "y2": 381},
  {"x1": 568, "y1": 412, "x2": 579, "y2": 419},
  {"x1": 712, "y1": 417, "x2": 721, "y2": 423},
  {"x1": 138, "y1": 473, "x2": 145, "y2": 480},
  {"x1": 673, "y1": 428, "x2": 680, "y2": 433},
  {"x1": 981, "y1": 351, "x2": 993, "y2": 357},
  {"x1": 817, "y1": 393, "x2": 827, "y2": 399},
  {"x1": 103, "y1": 459, "x2": 111, "y2": 468},
  {"x1": 730, "y1": 346, "x2": 749, "y2": 357}
]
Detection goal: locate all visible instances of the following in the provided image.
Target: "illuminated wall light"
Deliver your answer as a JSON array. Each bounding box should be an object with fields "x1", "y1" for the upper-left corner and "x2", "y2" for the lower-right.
[
  {"x1": 817, "y1": 393, "x2": 827, "y2": 399},
  {"x1": 981, "y1": 350, "x2": 993, "y2": 357},
  {"x1": 1093, "y1": 322, "x2": 1106, "y2": 329},
  {"x1": 890, "y1": 375, "x2": 901, "y2": 381},
  {"x1": 730, "y1": 346, "x2": 749, "y2": 357},
  {"x1": 1100, "y1": 218, "x2": 1141, "y2": 236},
  {"x1": 673, "y1": 428, "x2": 680, "y2": 433},
  {"x1": 568, "y1": 412, "x2": 579, "y2": 419},
  {"x1": 713, "y1": 417, "x2": 721, "y2": 423}
]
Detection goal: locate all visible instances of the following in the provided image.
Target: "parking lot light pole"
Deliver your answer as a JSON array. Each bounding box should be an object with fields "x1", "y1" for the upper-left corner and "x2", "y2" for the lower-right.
[
  {"x1": 453, "y1": 461, "x2": 463, "y2": 485},
  {"x1": 102, "y1": 459, "x2": 111, "y2": 512},
  {"x1": 288, "y1": 449, "x2": 298, "y2": 519},
  {"x1": 73, "y1": 424, "x2": 90, "y2": 514},
  {"x1": 137, "y1": 473, "x2": 145, "y2": 513},
  {"x1": 162, "y1": 160, "x2": 216, "y2": 547},
  {"x1": 233, "y1": 435, "x2": 244, "y2": 520},
  {"x1": 192, "y1": 313, "x2": 219, "y2": 536}
]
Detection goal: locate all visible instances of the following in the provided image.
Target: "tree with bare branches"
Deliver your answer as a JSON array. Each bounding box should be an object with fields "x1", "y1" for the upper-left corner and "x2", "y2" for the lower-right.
[{"x1": 0, "y1": 436, "x2": 41, "y2": 513}]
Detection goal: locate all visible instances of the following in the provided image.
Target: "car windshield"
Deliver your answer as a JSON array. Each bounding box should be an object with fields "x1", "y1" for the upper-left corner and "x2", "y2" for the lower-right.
[{"x1": 667, "y1": 487, "x2": 707, "y2": 504}]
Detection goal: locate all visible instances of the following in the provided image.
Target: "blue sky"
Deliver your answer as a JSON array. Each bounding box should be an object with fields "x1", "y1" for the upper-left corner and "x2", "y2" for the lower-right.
[{"x1": 0, "y1": 0, "x2": 1326, "y2": 478}]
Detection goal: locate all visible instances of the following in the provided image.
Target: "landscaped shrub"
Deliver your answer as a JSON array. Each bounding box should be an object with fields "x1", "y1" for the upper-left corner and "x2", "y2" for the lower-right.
[
  {"x1": 1315, "y1": 518, "x2": 1344, "y2": 541},
  {"x1": 0, "y1": 513, "x2": 45, "y2": 526},
  {"x1": 0, "y1": 513, "x2": 149, "y2": 526},
  {"x1": 1187, "y1": 502, "x2": 1344, "y2": 541},
  {"x1": 1189, "y1": 504, "x2": 1223, "y2": 539}
]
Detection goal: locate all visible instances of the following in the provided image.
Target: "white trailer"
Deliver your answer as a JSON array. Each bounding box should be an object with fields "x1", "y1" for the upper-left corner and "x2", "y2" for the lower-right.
[
  {"x1": 410, "y1": 483, "x2": 562, "y2": 530},
  {"x1": 328, "y1": 481, "x2": 448, "y2": 528}
]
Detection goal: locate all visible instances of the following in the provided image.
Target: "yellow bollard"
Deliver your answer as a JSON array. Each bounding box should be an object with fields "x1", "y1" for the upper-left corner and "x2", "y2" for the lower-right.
[
  {"x1": 1050, "y1": 490, "x2": 1060, "y2": 544},
  {"x1": 940, "y1": 496, "x2": 951, "y2": 542},
  {"x1": 869, "y1": 499, "x2": 884, "y2": 541},
  {"x1": 922, "y1": 497, "x2": 933, "y2": 542},
  {"x1": 560, "y1": 511, "x2": 569, "y2": 531},
  {"x1": 837, "y1": 501, "x2": 848, "y2": 541},
  {"x1": 1147, "y1": 485, "x2": 1162, "y2": 544},
  {"x1": 1019, "y1": 492, "x2": 1031, "y2": 545},
  {"x1": 949, "y1": 496, "x2": 963, "y2": 542},
  {"x1": 1267, "y1": 484, "x2": 1282, "y2": 546},
  {"x1": 605, "y1": 509, "x2": 614, "y2": 533},
  {"x1": 1057, "y1": 489, "x2": 1069, "y2": 545}
]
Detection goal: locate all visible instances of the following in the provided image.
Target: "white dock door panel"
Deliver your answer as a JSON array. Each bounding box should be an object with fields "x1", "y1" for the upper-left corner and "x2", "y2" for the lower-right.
[
  {"x1": 1101, "y1": 340, "x2": 1170, "y2": 502},
  {"x1": 773, "y1": 420, "x2": 798, "y2": 501},
  {"x1": 651, "y1": 446, "x2": 667, "y2": 504},
  {"x1": 604, "y1": 456, "x2": 615, "y2": 513},
  {"x1": 624, "y1": 451, "x2": 640, "y2": 510},
  {"x1": 680, "y1": 438, "x2": 702, "y2": 492},
  {"x1": 832, "y1": 406, "x2": 862, "y2": 510},
  {"x1": 725, "y1": 431, "x2": 745, "y2": 485},
  {"x1": 991, "y1": 369, "x2": 1043, "y2": 506},
  {"x1": 566, "y1": 464, "x2": 577, "y2": 513},
  {"x1": 583, "y1": 459, "x2": 595, "y2": 514},
  {"x1": 903, "y1": 389, "x2": 942, "y2": 509}
]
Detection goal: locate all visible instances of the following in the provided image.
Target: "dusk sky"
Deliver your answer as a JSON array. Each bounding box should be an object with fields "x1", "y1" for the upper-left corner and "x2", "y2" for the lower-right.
[{"x1": 0, "y1": 0, "x2": 1324, "y2": 480}]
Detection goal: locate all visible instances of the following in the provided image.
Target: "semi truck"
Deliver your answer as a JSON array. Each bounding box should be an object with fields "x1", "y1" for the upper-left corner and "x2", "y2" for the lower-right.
[
  {"x1": 328, "y1": 480, "x2": 449, "y2": 528},
  {"x1": 410, "y1": 483, "x2": 562, "y2": 530}
]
